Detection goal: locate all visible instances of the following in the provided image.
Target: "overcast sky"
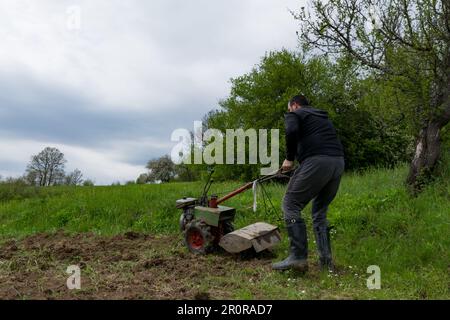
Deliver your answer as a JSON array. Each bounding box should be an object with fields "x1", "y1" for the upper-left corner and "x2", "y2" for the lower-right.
[{"x1": 0, "y1": 0, "x2": 303, "y2": 184}]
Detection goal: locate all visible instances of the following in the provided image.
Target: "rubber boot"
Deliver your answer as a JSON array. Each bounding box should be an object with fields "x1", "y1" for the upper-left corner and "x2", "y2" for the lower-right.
[
  {"x1": 272, "y1": 220, "x2": 308, "y2": 272},
  {"x1": 315, "y1": 226, "x2": 334, "y2": 271}
]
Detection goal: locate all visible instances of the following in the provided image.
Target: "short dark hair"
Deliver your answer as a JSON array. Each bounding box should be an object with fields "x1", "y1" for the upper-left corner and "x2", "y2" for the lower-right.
[{"x1": 289, "y1": 95, "x2": 310, "y2": 106}]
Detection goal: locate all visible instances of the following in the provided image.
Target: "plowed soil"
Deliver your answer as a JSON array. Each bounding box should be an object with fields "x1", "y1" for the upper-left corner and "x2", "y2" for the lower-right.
[{"x1": 0, "y1": 231, "x2": 278, "y2": 300}]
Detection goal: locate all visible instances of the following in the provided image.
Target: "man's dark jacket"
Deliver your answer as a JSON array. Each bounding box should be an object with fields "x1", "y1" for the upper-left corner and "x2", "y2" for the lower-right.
[{"x1": 285, "y1": 106, "x2": 344, "y2": 163}]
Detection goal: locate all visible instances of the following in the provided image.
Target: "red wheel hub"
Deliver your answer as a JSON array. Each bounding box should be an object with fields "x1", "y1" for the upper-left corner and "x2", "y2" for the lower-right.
[{"x1": 187, "y1": 230, "x2": 204, "y2": 250}]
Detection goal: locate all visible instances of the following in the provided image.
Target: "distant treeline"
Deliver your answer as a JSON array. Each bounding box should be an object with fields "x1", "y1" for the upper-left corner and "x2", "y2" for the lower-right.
[{"x1": 0, "y1": 147, "x2": 95, "y2": 189}]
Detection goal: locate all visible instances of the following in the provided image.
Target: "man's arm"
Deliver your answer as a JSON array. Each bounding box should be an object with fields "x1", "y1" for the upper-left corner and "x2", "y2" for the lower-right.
[{"x1": 284, "y1": 112, "x2": 300, "y2": 162}]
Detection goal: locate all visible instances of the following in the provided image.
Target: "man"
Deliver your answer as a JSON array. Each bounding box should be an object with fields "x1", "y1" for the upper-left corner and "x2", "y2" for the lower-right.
[{"x1": 272, "y1": 94, "x2": 345, "y2": 272}]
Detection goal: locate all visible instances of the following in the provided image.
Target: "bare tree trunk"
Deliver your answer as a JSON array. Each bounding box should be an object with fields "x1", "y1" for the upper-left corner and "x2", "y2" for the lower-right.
[
  {"x1": 42, "y1": 170, "x2": 48, "y2": 187},
  {"x1": 408, "y1": 44, "x2": 450, "y2": 193},
  {"x1": 408, "y1": 87, "x2": 450, "y2": 192},
  {"x1": 48, "y1": 168, "x2": 54, "y2": 187},
  {"x1": 407, "y1": 120, "x2": 442, "y2": 192}
]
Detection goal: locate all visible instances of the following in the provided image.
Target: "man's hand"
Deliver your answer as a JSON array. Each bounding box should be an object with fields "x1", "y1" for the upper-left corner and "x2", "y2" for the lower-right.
[{"x1": 281, "y1": 159, "x2": 294, "y2": 173}]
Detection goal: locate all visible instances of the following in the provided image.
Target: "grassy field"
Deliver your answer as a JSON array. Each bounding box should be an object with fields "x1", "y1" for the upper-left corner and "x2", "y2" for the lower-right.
[{"x1": 0, "y1": 164, "x2": 449, "y2": 299}]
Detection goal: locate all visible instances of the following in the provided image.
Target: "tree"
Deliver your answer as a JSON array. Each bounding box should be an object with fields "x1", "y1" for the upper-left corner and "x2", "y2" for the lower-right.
[
  {"x1": 26, "y1": 147, "x2": 67, "y2": 186},
  {"x1": 0, "y1": 176, "x2": 27, "y2": 185},
  {"x1": 174, "y1": 163, "x2": 200, "y2": 182},
  {"x1": 204, "y1": 50, "x2": 410, "y2": 180},
  {"x1": 146, "y1": 155, "x2": 176, "y2": 183},
  {"x1": 136, "y1": 173, "x2": 149, "y2": 184},
  {"x1": 83, "y1": 179, "x2": 95, "y2": 187},
  {"x1": 24, "y1": 170, "x2": 39, "y2": 186},
  {"x1": 295, "y1": 0, "x2": 450, "y2": 191},
  {"x1": 64, "y1": 169, "x2": 84, "y2": 186}
]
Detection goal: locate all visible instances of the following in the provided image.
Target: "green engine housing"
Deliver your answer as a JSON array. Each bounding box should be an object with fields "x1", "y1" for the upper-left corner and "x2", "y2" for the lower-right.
[{"x1": 193, "y1": 205, "x2": 236, "y2": 227}]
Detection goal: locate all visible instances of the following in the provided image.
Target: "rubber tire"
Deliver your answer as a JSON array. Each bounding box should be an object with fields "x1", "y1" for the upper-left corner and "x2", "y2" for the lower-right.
[{"x1": 184, "y1": 220, "x2": 214, "y2": 255}]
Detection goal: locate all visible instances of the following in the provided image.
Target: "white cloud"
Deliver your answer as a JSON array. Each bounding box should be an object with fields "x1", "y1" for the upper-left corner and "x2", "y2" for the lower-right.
[
  {"x1": 61, "y1": 144, "x2": 144, "y2": 185},
  {"x1": 0, "y1": 0, "x2": 301, "y2": 110},
  {"x1": 0, "y1": 0, "x2": 304, "y2": 183}
]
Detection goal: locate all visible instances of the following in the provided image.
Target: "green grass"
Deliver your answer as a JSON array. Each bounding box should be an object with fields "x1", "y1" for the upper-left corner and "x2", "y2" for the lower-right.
[{"x1": 0, "y1": 165, "x2": 449, "y2": 299}]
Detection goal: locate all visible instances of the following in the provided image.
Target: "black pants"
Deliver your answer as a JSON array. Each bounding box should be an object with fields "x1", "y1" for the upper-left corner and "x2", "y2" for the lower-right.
[{"x1": 283, "y1": 155, "x2": 345, "y2": 231}]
